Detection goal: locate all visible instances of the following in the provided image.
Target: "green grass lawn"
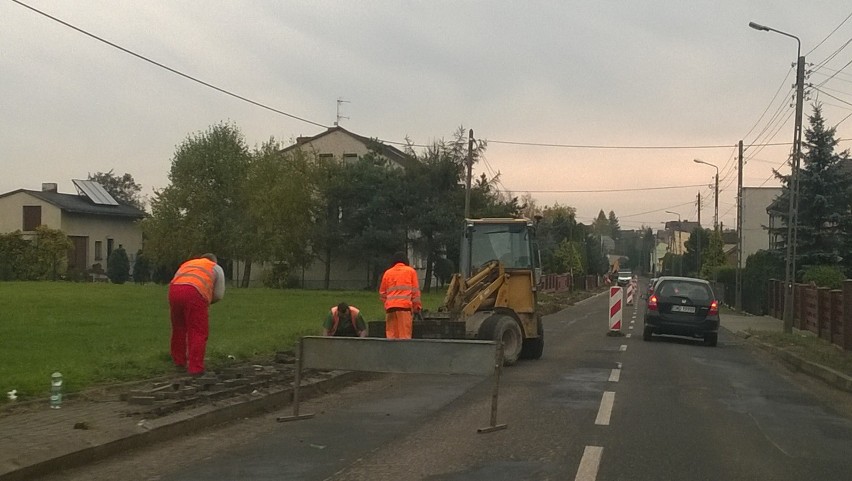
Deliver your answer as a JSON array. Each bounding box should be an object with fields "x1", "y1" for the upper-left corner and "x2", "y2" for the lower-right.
[{"x1": 0, "y1": 282, "x2": 446, "y2": 404}]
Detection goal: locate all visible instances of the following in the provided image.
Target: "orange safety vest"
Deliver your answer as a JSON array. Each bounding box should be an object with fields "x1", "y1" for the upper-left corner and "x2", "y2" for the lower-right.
[
  {"x1": 379, "y1": 263, "x2": 422, "y2": 311},
  {"x1": 171, "y1": 258, "x2": 216, "y2": 304},
  {"x1": 330, "y1": 305, "x2": 361, "y2": 335}
]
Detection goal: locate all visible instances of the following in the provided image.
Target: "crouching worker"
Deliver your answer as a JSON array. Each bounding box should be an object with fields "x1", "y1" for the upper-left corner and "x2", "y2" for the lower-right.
[{"x1": 323, "y1": 302, "x2": 367, "y2": 337}]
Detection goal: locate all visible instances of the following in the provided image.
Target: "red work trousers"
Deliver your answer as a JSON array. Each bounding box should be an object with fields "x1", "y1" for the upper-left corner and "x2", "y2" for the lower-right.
[
  {"x1": 168, "y1": 284, "x2": 209, "y2": 374},
  {"x1": 385, "y1": 310, "x2": 413, "y2": 339}
]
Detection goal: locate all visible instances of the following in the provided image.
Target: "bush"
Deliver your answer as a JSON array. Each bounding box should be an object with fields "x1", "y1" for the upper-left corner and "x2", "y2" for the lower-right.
[
  {"x1": 742, "y1": 250, "x2": 784, "y2": 315},
  {"x1": 0, "y1": 231, "x2": 39, "y2": 280},
  {"x1": 802, "y1": 265, "x2": 846, "y2": 289},
  {"x1": 107, "y1": 246, "x2": 130, "y2": 284},
  {"x1": 132, "y1": 250, "x2": 152, "y2": 284},
  {"x1": 262, "y1": 262, "x2": 291, "y2": 289}
]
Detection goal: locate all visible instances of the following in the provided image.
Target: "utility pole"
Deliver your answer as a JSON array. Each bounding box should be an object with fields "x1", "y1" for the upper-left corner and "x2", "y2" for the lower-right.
[
  {"x1": 750, "y1": 20, "x2": 805, "y2": 335},
  {"x1": 714, "y1": 169, "x2": 720, "y2": 234},
  {"x1": 464, "y1": 129, "x2": 474, "y2": 219},
  {"x1": 786, "y1": 55, "x2": 806, "y2": 333},
  {"x1": 697, "y1": 192, "x2": 702, "y2": 275},
  {"x1": 736, "y1": 140, "x2": 744, "y2": 311}
]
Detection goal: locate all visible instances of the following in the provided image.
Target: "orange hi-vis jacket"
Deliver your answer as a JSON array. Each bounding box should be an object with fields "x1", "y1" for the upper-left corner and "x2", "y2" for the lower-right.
[
  {"x1": 330, "y1": 305, "x2": 361, "y2": 335},
  {"x1": 380, "y1": 263, "x2": 422, "y2": 312},
  {"x1": 171, "y1": 258, "x2": 217, "y2": 304}
]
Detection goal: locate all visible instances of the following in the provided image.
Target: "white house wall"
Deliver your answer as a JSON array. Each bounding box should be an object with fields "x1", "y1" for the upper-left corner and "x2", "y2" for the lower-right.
[
  {"x1": 0, "y1": 191, "x2": 143, "y2": 272},
  {"x1": 298, "y1": 130, "x2": 371, "y2": 161},
  {"x1": 741, "y1": 187, "x2": 781, "y2": 262},
  {"x1": 60, "y1": 213, "x2": 143, "y2": 267},
  {"x1": 0, "y1": 191, "x2": 62, "y2": 231}
]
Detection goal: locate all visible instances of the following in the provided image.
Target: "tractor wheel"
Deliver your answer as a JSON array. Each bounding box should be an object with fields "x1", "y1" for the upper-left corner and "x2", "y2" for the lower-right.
[{"x1": 478, "y1": 314, "x2": 524, "y2": 366}]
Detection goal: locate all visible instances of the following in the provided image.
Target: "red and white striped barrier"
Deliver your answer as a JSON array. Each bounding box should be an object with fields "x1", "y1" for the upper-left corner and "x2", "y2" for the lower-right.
[
  {"x1": 609, "y1": 286, "x2": 622, "y2": 333},
  {"x1": 626, "y1": 280, "x2": 636, "y2": 305}
]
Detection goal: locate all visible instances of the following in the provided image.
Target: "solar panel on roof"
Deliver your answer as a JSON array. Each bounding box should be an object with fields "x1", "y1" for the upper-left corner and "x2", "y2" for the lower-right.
[{"x1": 72, "y1": 179, "x2": 119, "y2": 206}]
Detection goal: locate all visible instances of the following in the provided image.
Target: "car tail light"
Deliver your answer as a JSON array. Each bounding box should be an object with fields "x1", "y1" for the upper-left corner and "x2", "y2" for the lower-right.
[
  {"x1": 709, "y1": 300, "x2": 719, "y2": 316},
  {"x1": 647, "y1": 295, "x2": 658, "y2": 311}
]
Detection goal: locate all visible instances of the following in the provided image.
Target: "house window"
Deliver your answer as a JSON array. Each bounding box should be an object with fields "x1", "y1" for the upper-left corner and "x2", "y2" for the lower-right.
[
  {"x1": 343, "y1": 153, "x2": 358, "y2": 163},
  {"x1": 22, "y1": 206, "x2": 41, "y2": 231},
  {"x1": 318, "y1": 153, "x2": 334, "y2": 162},
  {"x1": 95, "y1": 241, "x2": 103, "y2": 261},
  {"x1": 107, "y1": 238, "x2": 114, "y2": 261}
]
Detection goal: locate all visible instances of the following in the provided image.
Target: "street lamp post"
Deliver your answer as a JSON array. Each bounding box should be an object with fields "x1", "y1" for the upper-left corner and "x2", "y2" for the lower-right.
[
  {"x1": 749, "y1": 21, "x2": 805, "y2": 335},
  {"x1": 693, "y1": 159, "x2": 719, "y2": 233},
  {"x1": 665, "y1": 211, "x2": 682, "y2": 276}
]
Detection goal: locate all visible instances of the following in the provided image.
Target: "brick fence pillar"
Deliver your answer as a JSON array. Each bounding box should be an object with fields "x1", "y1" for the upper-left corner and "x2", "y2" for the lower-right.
[
  {"x1": 817, "y1": 287, "x2": 831, "y2": 341},
  {"x1": 842, "y1": 280, "x2": 852, "y2": 351}
]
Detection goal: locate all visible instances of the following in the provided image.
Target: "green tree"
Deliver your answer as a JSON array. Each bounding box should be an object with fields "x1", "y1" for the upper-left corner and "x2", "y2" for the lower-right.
[
  {"x1": 801, "y1": 265, "x2": 845, "y2": 289},
  {"x1": 536, "y1": 203, "x2": 579, "y2": 273},
  {"x1": 640, "y1": 227, "x2": 656, "y2": 275},
  {"x1": 309, "y1": 152, "x2": 347, "y2": 290},
  {"x1": 242, "y1": 139, "x2": 316, "y2": 287},
  {"x1": 770, "y1": 104, "x2": 852, "y2": 277},
  {"x1": 31, "y1": 226, "x2": 73, "y2": 280},
  {"x1": 144, "y1": 122, "x2": 250, "y2": 278},
  {"x1": 0, "y1": 231, "x2": 39, "y2": 280},
  {"x1": 406, "y1": 136, "x2": 466, "y2": 292},
  {"x1": 795, "y1": 104, "x2": 852, "y2": 272},
  {"x1": 107, "y1": 245, "x2": 130, "y2": 284},
  {"x1": 683, "y1": 227, "x2": 710, "y2": 276},
  {"x1": 87, "y1": 170, "x2": 145, "y2": 210},
  {"x1": 592, "y1": 210, "x2": 611, "y2": 238},
  {"x1": 554, "y1": 239, "x2": 585, "y2": 276},
  {"x1": 336, "y1": 154, "x2": 408, "y2": 288},
  {"x1": 700, "y1": 230, "x2": 726, "y2": 279},
  {"x1": 607, "y1": 210, "x2": 621, "y2": 241},
  {"x1": 742, "y1": 250, "x2": 784, "y2": 315},
  {"x1": 132, "y1": 249, "x2": 151, "y2": 284}
]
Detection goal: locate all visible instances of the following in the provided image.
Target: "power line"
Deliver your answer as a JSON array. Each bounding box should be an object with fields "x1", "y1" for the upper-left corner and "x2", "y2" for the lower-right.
[
  {"x1": 805, "y1": 10, "x2": 852, "y2": 57},
  {"x1": 620, "y1": 201, "x2": 695, "y2": 219},
  {"x1": 811, "y1": 35, "x2": 852, "y2": 76},
  {"x1": 814, "y1": 55, "x2": 852, "y2": 88},
  {"x1": 741, "y1": 67, "x2": 794, "y2": 142},
  {"x1": 11, "y1": 0, "x2": 329, "y2": 129},
  {"x1": 505, "y1": 183, "x2": 707, "y2": 194},
  {"x1": 485, "y1": 139, "x2": 737, "y2": 150},
  {"x1": 811, "y1": 86, "x2": 852, "y2": 108}
]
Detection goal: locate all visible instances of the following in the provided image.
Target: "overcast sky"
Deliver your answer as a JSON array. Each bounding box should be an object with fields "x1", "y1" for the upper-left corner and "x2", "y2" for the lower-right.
[{"x1": 3, "y1": 1, "x2": 852, "y2": 231}]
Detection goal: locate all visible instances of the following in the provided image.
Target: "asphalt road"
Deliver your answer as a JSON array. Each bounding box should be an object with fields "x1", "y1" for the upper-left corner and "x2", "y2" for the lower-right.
[{"x1": 45, "y1": 291, "x2": 852, "y2": 481}]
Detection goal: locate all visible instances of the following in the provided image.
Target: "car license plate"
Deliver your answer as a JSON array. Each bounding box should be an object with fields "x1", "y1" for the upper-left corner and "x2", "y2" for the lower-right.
[{"x1": 671, "y1": 305, "x2": 696, "y2": 313}]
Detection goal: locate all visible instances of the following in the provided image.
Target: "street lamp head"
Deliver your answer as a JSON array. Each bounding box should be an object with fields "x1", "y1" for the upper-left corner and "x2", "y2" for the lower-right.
[{"x1": 749, "y1": 21, "x2": 769, "y2": 31}]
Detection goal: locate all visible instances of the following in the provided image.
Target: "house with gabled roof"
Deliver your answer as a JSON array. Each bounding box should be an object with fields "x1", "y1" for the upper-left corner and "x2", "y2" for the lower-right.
[
  {"x1": 282, "y1": 125, "x2": 417, "y2": 171},
  {"x1": 233, "y1": 126, "x2": 427, "y2": 289},
  {"x1": 0, "y1": 181, "x2": 146, "y2": 277}
]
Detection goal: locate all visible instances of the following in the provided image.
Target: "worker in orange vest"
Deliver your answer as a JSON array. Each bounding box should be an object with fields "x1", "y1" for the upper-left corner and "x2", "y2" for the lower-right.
[
  {"x1": 379, "y1": 251, "x2": 422, "y2": 339},
  {"x1": 168, "y1": 253, "x2": 225, "y2": 375},
  {"x1": 323, "y1": 302, "x2": 367, "y2": 337}
]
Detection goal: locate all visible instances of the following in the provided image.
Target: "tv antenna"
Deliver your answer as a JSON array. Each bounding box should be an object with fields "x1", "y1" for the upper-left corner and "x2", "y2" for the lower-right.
[{"x1": 335, "y1": 98, "x2": 350, "y2": 126}]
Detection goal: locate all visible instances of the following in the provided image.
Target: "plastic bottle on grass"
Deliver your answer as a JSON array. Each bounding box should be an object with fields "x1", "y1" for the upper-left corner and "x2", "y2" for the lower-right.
[{"x1": 50, "y1": 372, "x2": 63, "y2": 409}]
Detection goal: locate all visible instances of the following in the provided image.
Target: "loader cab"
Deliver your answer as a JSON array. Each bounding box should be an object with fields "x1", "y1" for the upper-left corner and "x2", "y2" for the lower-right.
[{"x1": 460, "y1": 218, "x2": 540, "y2": 281}]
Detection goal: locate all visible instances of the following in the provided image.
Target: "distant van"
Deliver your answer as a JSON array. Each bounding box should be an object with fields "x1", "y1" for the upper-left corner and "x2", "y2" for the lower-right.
[{"x1": 617, "y1": 269, "x2": 632, "y2": 286}]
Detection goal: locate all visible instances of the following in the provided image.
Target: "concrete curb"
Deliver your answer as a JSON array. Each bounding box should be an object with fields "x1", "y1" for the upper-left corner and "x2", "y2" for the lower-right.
[
  {"x1": 0, "y1": 371, "x2": 370, "y2": 481},
  {"x1": 739, "y1": 334, "x2": 852, "y2": 394}
]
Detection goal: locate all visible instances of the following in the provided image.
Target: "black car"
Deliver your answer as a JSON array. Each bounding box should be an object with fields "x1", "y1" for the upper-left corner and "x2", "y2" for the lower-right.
[{"x1": 643, "y1": 276, "x2": 720, "y2": 346}]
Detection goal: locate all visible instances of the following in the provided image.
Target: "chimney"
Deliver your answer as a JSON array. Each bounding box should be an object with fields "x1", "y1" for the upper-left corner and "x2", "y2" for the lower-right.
[{"x1": 42, "y1": 183, "x2": 58, "y2": 192}]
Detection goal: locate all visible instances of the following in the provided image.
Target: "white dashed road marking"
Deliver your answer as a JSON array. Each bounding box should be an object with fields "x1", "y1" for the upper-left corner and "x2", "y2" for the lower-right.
[
  {"x1": 619, "y1": 344, "x2": 627, "y2": 352},
  {"x1": 595, "y1": 391, "x2": 615, "y2": 425},
  {"x1": 574, "y1": 446, "x2": 604, "y2": 481},
  {"x1": 609, "y1": 368, "x2": 621, "y2": 382}
]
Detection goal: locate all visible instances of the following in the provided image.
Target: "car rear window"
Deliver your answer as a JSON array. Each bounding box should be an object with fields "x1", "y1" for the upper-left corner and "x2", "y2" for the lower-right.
[{"x1": 655, "y1": 280, "x2": 713, "y2": 302}]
